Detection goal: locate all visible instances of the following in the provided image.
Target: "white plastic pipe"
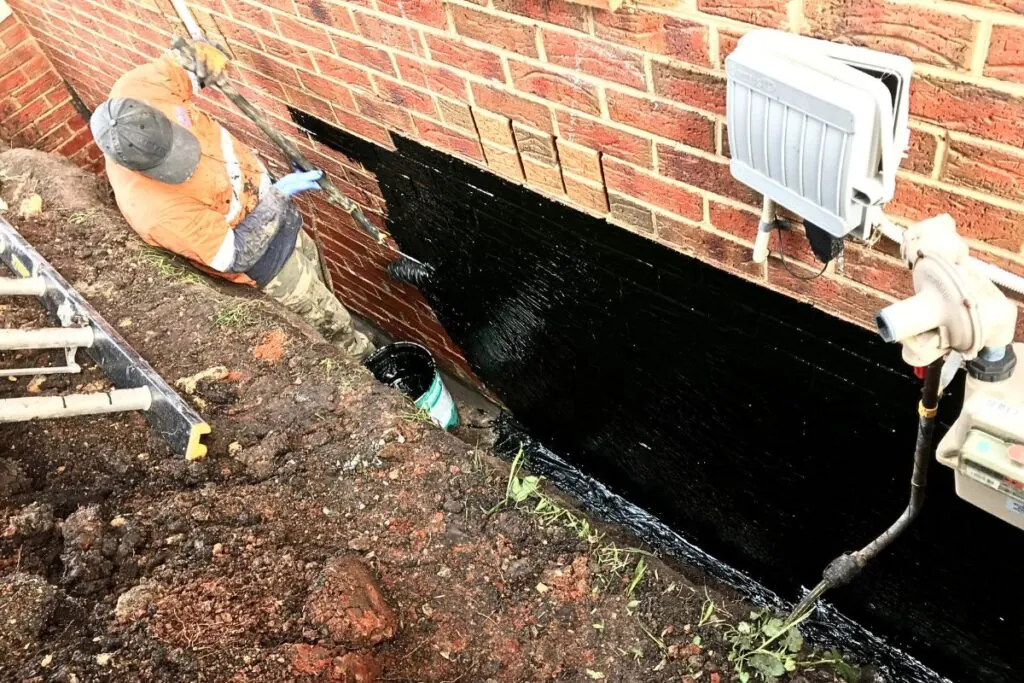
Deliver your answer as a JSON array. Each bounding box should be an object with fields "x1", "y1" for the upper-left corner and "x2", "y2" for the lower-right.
[
  {"x1": 875, "y1": 290, "x2": 944, "y2": 343},
  {"x1": 967, "y1": 257, "x2": 1024, "y2": 297},
  {"x1": 0, "y1": 277, "x2": 45, "y2": 296},
  {"x1": 752, "y1": 198, "x2": 776, "y2": 264},
  {"x1": 0, "y1": 387, "x2": 152, "y2": 423},
  {"x1": 0, "y1": 327, "x2": 94, "y2": 351},
  {"x1": 168, "y1": 0, "x2": 205, "y2": 40},
  {"x1": 875, "y1": 212, "x2": 1024, "y2": 297}
]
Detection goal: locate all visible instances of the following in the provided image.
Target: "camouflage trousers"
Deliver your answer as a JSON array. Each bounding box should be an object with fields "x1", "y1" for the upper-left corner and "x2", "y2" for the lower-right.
[{"x1": 262, "y1": 231, "x2": 375, "y2": 361}]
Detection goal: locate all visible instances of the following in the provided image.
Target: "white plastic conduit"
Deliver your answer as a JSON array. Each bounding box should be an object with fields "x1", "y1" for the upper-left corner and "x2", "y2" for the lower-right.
[{"x1": 875, "y1": 212, "x2": 1024, "y2": 297}]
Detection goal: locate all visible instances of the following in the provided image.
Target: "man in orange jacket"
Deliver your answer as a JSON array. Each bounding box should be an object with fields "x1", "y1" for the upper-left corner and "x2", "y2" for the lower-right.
[{"x1": 89, "y1": 41, "x2": 374, "y2": 359}]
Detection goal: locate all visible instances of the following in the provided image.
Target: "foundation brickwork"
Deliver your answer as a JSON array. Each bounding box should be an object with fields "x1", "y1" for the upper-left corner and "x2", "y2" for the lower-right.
[
  {"x1": 9, "y1": 0, "x2": 1024, "y2": 374},
  {"x1": 0, "y1": 5, "x2": 101, "y2": 169}
]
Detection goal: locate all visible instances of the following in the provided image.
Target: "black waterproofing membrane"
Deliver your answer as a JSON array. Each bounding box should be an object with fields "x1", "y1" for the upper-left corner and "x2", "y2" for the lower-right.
[{"x1": 293, "y1": 108, "x2": 1021, "y2": 683}]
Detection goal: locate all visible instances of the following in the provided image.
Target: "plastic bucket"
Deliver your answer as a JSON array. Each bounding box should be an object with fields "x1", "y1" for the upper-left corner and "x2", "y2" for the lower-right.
[{"x1": 364, "y1": 342, "x2": 459, "y2": 429}]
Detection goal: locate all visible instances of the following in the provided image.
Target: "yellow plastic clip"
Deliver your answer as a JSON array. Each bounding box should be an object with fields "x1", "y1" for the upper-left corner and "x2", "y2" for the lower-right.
[{"x1": 918, "y1": 402, "x2": 939, "y2": 419}]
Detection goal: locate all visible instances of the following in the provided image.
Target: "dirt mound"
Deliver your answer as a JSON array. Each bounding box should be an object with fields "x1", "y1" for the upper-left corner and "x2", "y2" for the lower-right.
[
  {"x1": 0, "y1": 148, "x2": 109, "y2": 214},
  {"x1": 0, "y1": 149, "x2": 852, "y2": 682}
]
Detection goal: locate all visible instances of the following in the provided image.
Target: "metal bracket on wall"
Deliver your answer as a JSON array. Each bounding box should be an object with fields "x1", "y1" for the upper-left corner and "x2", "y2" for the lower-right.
[{"x1": 0, "y1": 218, "x2": 210, "y2": 459}]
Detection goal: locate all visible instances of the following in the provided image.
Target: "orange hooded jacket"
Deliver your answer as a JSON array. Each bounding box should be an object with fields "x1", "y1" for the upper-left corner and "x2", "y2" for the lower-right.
[{"x1": 104, "y1": 56, "x2": 271, "y2": 286}]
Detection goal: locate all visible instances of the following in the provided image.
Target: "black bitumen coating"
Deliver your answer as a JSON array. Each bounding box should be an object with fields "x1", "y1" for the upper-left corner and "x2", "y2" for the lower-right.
[{"x1": 292, "y1": 107, "x2": 1020, "y2": 683}]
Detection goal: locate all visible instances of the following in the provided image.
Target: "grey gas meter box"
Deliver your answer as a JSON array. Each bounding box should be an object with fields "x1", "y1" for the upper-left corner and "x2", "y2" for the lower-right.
[{"x1": 725, "y1": 31, "x2": 912, "y2": 239}]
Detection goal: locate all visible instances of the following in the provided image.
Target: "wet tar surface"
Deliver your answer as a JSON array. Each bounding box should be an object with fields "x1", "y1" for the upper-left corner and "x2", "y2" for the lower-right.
[{"x1": 294, "y1": 108, "x2": 1021, "y2": 683}]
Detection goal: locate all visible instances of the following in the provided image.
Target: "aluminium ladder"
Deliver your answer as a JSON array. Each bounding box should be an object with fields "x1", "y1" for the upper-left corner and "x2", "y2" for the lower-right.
[{"x1": 0, "y1": 217, "x2": 210, "y2": 459}]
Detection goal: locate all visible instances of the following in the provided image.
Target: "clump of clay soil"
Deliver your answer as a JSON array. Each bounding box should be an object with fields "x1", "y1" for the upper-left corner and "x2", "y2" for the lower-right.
[{"x1": 0, "y1": 149, "x2": 856, "y2": 682}]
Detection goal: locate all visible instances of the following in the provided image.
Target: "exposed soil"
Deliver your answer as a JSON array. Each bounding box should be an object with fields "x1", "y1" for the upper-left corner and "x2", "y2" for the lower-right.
[{"x1": 0, "y1": 150, "x2": 851, "y2": 682}]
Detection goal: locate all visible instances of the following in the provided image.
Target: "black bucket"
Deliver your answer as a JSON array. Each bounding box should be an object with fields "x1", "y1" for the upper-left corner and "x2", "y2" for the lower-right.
[{"x1": 364, "y1": 342, "x2": 458, "y2": 429}]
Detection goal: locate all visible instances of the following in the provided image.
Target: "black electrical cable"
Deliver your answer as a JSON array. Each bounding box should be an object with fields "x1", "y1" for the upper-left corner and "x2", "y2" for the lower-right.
[
  {"x1": 772, "y1": 224, "x2": 829, "y2": 280},
  {"x1": 783, "y1": 359, "x2": 944, "y2": 625}
]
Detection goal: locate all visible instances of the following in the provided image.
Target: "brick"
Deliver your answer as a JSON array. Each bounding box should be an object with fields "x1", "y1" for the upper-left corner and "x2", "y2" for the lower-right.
[
  {"x1": 593, "y1": 9, "x2": 709, "y2": 66},
  {"x1": 718, "y1": 29, "x2": 744, "y2": 66},
  {"x1": 608, "y1": 192, "x2": 655, "y2": 234},
  {"x1": 482, "y1": 143, "x2": 526, "y2": 181},
  {"x1": 0, "y1": 21, "x2": 30, "y2": 48},
  {"x1": 772, "y1": 262, "x2": 890, "y2": 329},
  {"x1": 414, "y1": 117, "x2": 485, "y2": 162},
  {"x1": 522, "y1": 157, "x2": 566, "y2": 195},
  {"x1": 556, "y1": 139, "x2": 601, "y2": 181},
  {"x1": 436, "y1": 97, "x2": 476, "y2": 132},
  {"x1": 492, "y1": 0, "x2": 588, "y2": 33},
  {"x1": 840, "y1": 243, "x2": 914, "y2": 300},
  {"x1": 904, "y1": 128, "x2": 938, "y2": 176},
  {"x1": 0, "y1": 43, "x2": 39, "y2": 75},
  {"x1": 805, "y1": 0, "x2": 976, "y2": 70},
  {"x1": 557, "y1": 110, "x2": 652, "y2": 167},
  {"x1": 260, "y1": 33, "x2": 317, "y2": 71},
  {"x1": 335, "y1": 106, "x2": 396, "y2": 148},
  {"x1": 2, "y1": 97, "x2": 49, "y2": 137},
  {"x1": 35, "y1": 100, "x2": 77, "y2": 136},
  {"x1": 986, "y1": 25, "x2": 1024, "y2": 84},
  {"x1": 473, "y1": 108, "x2": 516, "y2": 148},
  {"x1": 294, "y1": 71, "x2": 351, "y2": 110},
  {"x1": 0, "y1": 68, "x2": 28, "y2": 94},
  {"x1": 910, "y1": 76, "x2": 1024, "y2": 148},
  {"x1": 512, "y1": 122, "x2": 557, "y2": 163},
  {"x1": 376, "y1": 77, "x2": 437, "y2": 117},
  {"x1": 651, "y1": 62, "x2": 726, "y2": 115},
  {"x1": 657, "y1": 145, "x2": 759, "y2": 205},
  {"x1": 354, "y1": 92, "x2": 414, "y2": 133},
  {"x1": 398, "y1": 55, "x2": 470, "y2": 102},
  {"x1": 891, "y1": 178, "x2": 1024, "y2": 252},
  {"x1": 377, "y1": 0, "x2": 446, "y2": 30},
  {"x1": 563, "y1": 174, "x2": 609, "y2": 215},
  {"x1": 426, "y1": 36, "x2": 504, "y2": 82},
  {"x1": 55, "y1": 126, "x2": 99, "y2": 158},
  {"x1": 275, "y1": 14, "x2": 336, "y2": 55},
  {"x1": 354, "y1": 11, "x2": 422, "y2": 56},
  {"x1": 607, "y1": 90, "x2": 715, "y2": 151},
  {"x1": 957, "y1": 0, "x2": 1024, "y2": 12},
  {"x1": 698, "y1": 0, "x2": 787, "y2": 29},
  {"x1": 509, "y1": 60, "x2": 600, "y2": 115},
  {"x1": 707, "y1": 201, "x2": 756, "y2": 241},
  {"x1": 657, "y1": 215, "x2": 763, "y2": 280},
  {"x1": 472, "y1": 83, "x2": 553, "y2": 132},
  {"x1": 603, "y1": 157, "x2": 702, "y2": 221},
  {"x1": 451, "y1": 5, "x2": 538, "y2": 58},
  {"x1": 543, "y1": 31, "x2": 645, "y2": 91},
  {"x1": 311, "y1": 54, "x2": 373, "y2": 91},
  {"x1": 228, "y1": 1, "x2": 274, "y2": 28},
  {"x1": 944, "y1": 137, "x2": 1024, "y2": 204},
  {"x1": 331, "y1": 34, "x2": 395, "y2": 75},
  {"x1": 295, "y1": 0, "x2": 357, "y2": 32}
]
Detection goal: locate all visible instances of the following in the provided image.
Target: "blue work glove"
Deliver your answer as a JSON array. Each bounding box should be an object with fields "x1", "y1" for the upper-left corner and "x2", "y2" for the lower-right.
[{"x1": 273, "y1": 169, "x2": 324, "y2": 197}]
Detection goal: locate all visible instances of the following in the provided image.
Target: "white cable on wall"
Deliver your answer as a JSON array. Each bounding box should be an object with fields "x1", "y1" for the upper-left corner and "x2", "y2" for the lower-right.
[{"x1": 875, "y1": 211, "x2": 1024, "y2": 298}]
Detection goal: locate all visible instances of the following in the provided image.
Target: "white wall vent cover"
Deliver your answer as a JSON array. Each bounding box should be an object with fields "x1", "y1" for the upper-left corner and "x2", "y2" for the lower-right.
[{"x1": 725, "y1": 31, "x2": 911, "y2": 238}]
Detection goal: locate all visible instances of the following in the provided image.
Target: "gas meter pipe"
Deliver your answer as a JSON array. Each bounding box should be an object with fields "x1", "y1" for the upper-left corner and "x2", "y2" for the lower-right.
[{"x1": 784, "y1": 359, "x2": 943, "y2": 624}]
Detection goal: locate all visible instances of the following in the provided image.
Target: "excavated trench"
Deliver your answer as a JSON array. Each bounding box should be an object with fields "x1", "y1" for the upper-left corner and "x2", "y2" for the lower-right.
[{"x1": 294, "y1": 110, "x2": 1019, "y2": 683}]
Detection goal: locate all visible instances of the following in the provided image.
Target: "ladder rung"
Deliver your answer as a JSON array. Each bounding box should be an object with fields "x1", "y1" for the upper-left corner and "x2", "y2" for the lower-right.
[
  {"x1": 0, "y1": 276, "x2": 45, "y2": 296},
  {"x1": 0, "y1": 387, "x2": 152, "y2": 423},
  {"x1": 0, "y1": 327, "x2": 94, "y2": 351},
  {"x1": 0, "y1": 364, "x2": 81, "y2": 378}
]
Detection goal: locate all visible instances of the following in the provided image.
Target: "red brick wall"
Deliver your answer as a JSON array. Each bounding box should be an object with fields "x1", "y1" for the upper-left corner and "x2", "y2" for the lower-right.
[
  {"x1": 0, "y1": 7, "x2": 100, "y2": 170},
  {"x1": 9, "y1": 0, "x2": 1024, "y2": 374}
]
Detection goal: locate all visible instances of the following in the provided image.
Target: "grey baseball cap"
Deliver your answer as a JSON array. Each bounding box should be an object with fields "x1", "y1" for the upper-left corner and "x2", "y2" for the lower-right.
[{"x1": 89, "y1": 98, "x2": 201, "y2": 184}]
